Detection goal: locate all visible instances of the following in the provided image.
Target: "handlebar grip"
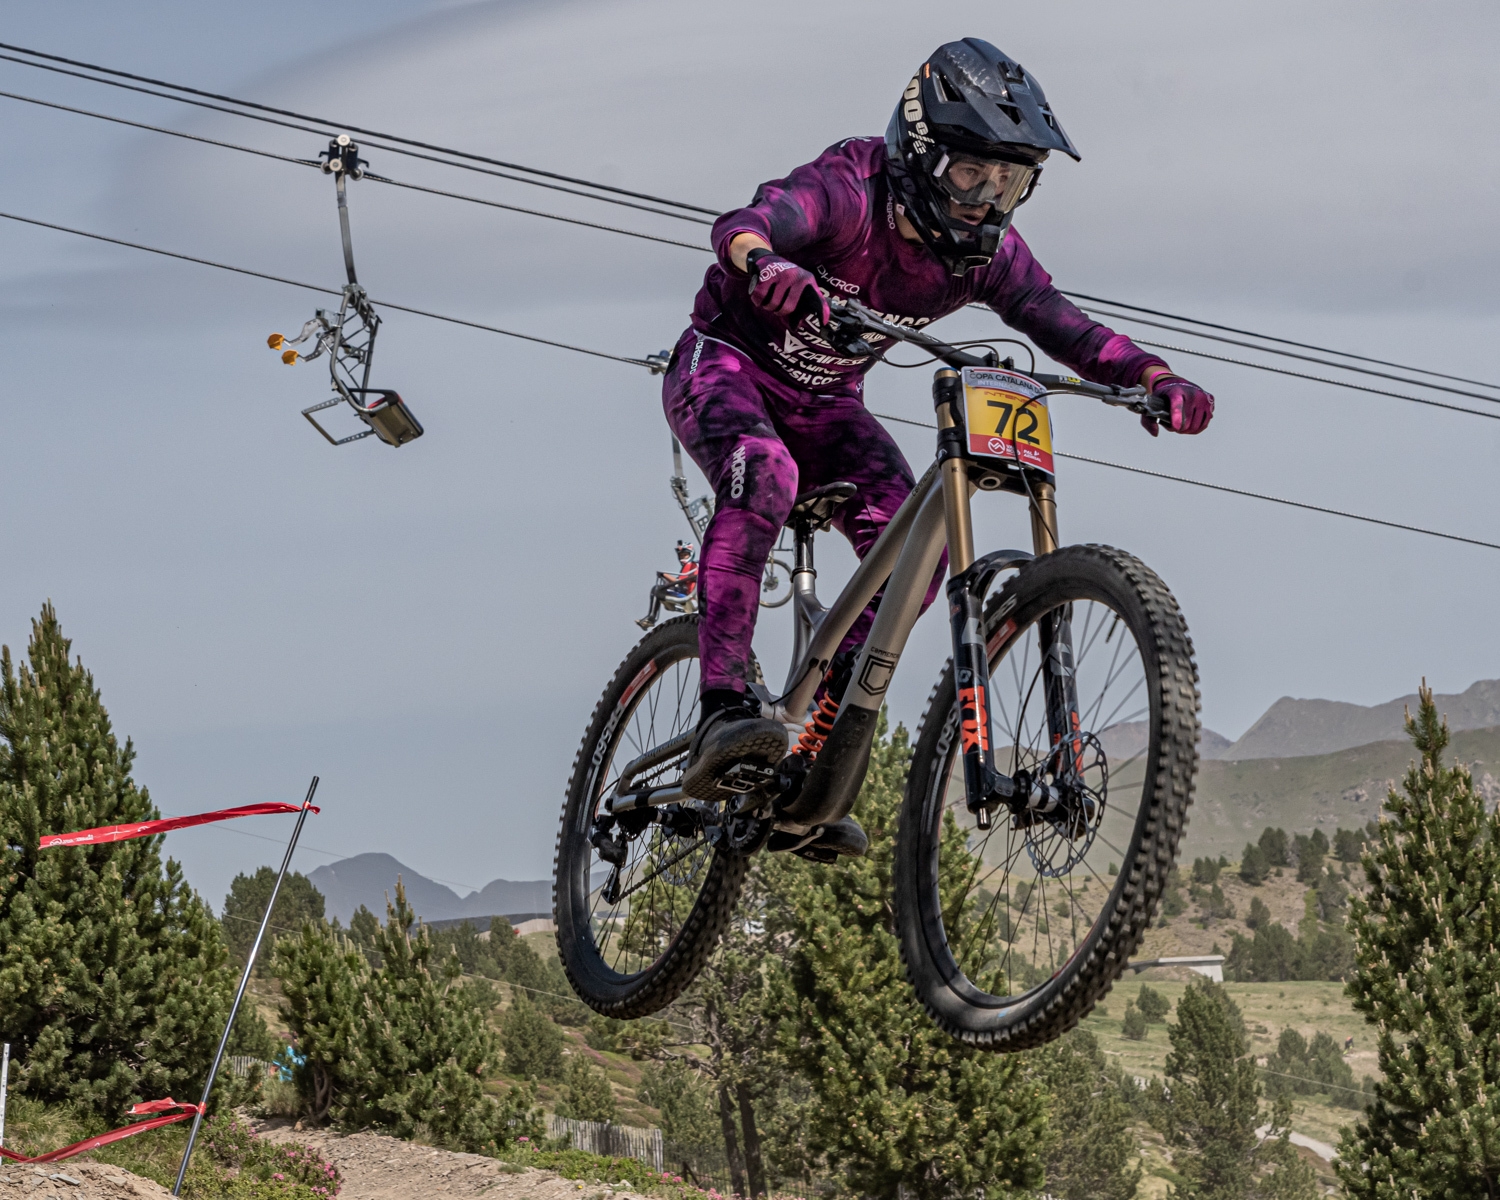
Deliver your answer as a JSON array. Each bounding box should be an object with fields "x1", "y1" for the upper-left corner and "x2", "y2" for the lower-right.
[{"x1": 1143, "y1": 394, "x2": 1174, "y2": 423}]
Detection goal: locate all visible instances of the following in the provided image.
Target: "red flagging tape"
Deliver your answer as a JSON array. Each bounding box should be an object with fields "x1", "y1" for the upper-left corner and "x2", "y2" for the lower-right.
[
  {"x1": 0, "y1": 1100, "x2": 202, "y2": 1163},
  {"x1": 39, "y1": 801, "x2": 319, "y2": 849}
]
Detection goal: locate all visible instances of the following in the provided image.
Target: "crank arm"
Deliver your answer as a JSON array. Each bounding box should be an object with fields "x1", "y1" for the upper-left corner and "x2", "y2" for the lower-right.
[{"x1": 606, "y1": 783, "x2": 686, "y2": 815}]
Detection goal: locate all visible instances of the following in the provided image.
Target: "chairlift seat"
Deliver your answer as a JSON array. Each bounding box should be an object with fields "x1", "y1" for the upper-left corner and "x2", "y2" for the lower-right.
[
  {"x1": 786, "y1": 482, "x2": 858, "y2": 532},
  {"x1": 352, "y1": 388, "x2": 424, "y2": 447}
]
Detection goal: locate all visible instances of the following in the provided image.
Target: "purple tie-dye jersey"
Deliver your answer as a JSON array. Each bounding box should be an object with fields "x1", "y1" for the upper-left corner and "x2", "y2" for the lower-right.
[{"x1": 693, "y1": 136, "x2": 1164, "y2": 391}]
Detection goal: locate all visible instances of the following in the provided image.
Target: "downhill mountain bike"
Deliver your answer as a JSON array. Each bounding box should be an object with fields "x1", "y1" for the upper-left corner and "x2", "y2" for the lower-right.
[{"x1": 554, "y1": 298, "x2": 1200, "y2": 1049}]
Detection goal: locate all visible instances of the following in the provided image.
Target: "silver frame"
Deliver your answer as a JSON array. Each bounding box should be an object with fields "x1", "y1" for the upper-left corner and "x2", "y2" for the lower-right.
[{"x1": 755, "y1": 460, "x2": 947, "y2": 726}]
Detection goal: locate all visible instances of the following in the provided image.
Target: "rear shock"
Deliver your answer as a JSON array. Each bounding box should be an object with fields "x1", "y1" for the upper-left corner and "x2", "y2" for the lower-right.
[{"x1": 791, "y1": 646, "x2": 862, "y2": 762}]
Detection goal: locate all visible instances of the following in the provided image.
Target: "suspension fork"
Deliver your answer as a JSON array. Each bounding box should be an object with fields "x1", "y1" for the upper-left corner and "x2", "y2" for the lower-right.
[
  {"x1": 1027, "y1": 477, "x2": 1085, "y2": 786},
  {"x1": 936, "y1": 369, "x2": 1080, "y2": 826},
  {"x1": 936, "y1": 371, "x2": 1029, "y2": 829}
]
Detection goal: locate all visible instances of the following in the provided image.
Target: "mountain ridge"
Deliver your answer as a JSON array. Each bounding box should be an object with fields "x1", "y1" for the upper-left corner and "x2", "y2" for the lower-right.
[
  {"x1": 1223, "y1": 678, "x2": 1500, "y2": 760},
  {"x1": 306, "y1": 852, "x2": 551, "y2": 925}
]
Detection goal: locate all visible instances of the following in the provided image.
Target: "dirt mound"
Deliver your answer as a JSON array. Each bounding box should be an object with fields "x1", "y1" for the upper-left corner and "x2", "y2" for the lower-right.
[
  {"x1": 257, "y1": 1125, "x2": 650, "y2": 1200},
  {"x1": 0, "y1": 1160, "x2": 172, "y2": 1200}
]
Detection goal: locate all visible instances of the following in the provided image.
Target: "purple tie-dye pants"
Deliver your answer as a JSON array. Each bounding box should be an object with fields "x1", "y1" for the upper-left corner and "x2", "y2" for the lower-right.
[{"x1": 662, "y1": 327, "x2": 945, "y2": 696}]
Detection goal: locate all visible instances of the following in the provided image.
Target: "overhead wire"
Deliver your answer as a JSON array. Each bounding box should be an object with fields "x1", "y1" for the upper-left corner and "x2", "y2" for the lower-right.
[
  {"x1": 0, "y1": 88, "x2": 714, "y2": 252},
  {"x1": 4, "y1": 36, "x2": 1493, "y2": 405},
  {"x1": 1062, "y1": 290, "x2": 1500, "y2": 392},
  {"x1": 0, "y1": 42, "x2": 719, "y2": 222},
  {"x1": 0, "y1": 46, "x2": 1494, "y2": 549},
  {"x1": 364, "y1": 172, "x2": 710, "y2": 252},
  {"x1": 0, "y1": 52, "x2": 711, "y2": 227},
  {"x1": 4, "y1": 44, "x2": 1494, "y2": 423},
  {"x1": 0, "y1": 210, "x2": 655, "y2": 368},
  {"x1": 868, "y1": 411, "x2": 1500, "y2": 553},
  {"x1": 1075, "y1": 302, "x2": 1500, "y2": 405},
  {"x1": 1101, "y1": 336, "x2": 1500, "y2": 421},
  {"x1": 2, "y1": 203, "x2": 1493, "y2": 552},
  {"x1": 14, "y1": 76, "x2": 1499, "y2": 429}
]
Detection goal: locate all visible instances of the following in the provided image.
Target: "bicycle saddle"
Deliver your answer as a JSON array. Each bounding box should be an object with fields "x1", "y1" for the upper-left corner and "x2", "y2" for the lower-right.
[{"x1": 786, "y1": 482, "x2": 858, "y2": 532}]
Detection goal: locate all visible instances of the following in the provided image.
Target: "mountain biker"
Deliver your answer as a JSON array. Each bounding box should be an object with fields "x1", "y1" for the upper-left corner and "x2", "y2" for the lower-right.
[{"x1": 664, "y1": 38, "x2": 1214, "y2": 824}]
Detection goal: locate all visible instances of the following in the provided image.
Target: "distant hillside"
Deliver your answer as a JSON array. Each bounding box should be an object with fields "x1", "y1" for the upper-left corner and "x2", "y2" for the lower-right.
[
  {"x1": 1100, "y1": 721, "x2": 1231, "y2": 761},
  {"x1": 1223, "y1": 678, "x2": 1500, "y2": 760},
  {"x1": 307, "y1": 852, "x2": 551, "y2": 925},
  {"x1": 1175, "y1": 723, "x2": 1500, "y2": 860}
]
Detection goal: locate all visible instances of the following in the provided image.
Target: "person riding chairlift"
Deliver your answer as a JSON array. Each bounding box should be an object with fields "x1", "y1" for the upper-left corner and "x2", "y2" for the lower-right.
[{"x1": 663, "y1": 38, "x2": 1213, "y2": 858}]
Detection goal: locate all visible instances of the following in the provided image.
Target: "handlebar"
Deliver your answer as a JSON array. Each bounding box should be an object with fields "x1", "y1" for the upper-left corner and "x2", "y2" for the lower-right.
[{"x1": 822, "y1": 295, "x2": 1174, "y2": 425}]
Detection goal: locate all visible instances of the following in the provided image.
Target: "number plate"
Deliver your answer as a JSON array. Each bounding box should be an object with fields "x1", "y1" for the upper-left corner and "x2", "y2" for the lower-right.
[{"x1": 961, "y1": 366, "x2": 1054, "y2": 475}]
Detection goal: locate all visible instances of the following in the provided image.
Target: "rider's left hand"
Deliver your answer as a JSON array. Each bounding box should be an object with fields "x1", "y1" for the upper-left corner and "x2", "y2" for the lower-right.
[{"x1": 1141, "y1": 374, "x2": 1215, "y2": 436}]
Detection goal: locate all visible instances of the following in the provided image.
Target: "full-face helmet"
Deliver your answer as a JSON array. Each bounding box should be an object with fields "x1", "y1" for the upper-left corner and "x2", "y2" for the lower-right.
[{"x1": 886, "y1": 39, "x2": 1080, "y2": 275}]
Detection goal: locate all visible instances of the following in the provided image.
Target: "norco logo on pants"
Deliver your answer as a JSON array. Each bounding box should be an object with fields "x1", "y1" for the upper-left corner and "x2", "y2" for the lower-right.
[{"x1": 729, "y1": 446, "x2": 747, "y2": 499}]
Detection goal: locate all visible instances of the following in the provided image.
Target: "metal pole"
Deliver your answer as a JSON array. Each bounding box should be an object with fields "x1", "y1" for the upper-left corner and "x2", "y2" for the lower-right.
[
  {"x1": 1, "y1": 1042, "x2": 10, "y2": 1149},
  {"x1": 172, "y1": 777, "x2": 319, "y2": 1196},
  {"x1": 335, "y1": 171, "x2": 357, "y2": 286}
]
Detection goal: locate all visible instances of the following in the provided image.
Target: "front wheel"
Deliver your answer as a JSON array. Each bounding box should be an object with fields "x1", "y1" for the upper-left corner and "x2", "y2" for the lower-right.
[
  {"x1": 895, "y1": 544, "x2": 1199, "y2": 1050},
  {"x1": 554, "y1": 616, "x2": 749, "y2": 1017}
]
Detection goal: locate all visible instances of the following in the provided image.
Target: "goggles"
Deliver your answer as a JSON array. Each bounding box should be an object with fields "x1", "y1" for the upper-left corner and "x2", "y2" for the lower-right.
[{"x1": 932, "y1": 153, "x2": 1036, "y2": 214}]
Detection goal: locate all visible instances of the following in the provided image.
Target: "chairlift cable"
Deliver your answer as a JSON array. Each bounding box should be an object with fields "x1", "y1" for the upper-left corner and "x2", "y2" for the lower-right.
[
  {"x1": 0, "y1": 86, "x2": 716, "y2": 252},
  {"x1": 0, "y1": 53, "x2": 714, "y2": 226},
  {"x1": 1061, "y1": 290, "x2": 1500, "y2": 392},
  {"x1": 1, "y1": 39, "x2": 1492, "y2": 399},
  {"x1": 1074, "y1": 303, "x2": 1500, "y2": 406},
  {"x1": 1123, "y1": 338, "x2": 1500, "y2": 421},
  {"x1": 868, "y1": 411, "x2": 1500, "y2": 552},
  {"x1": 0, "y1": 41, "x2": 721, "y2": 217},
  {"x1": 365, "y1": 173, "x2": 712, "y2": 251},
  {"x1": 0, "y1": 209, "x2": 654, "y2": 368},
  {"x1": 0, "y1": 87, "x2": 320, "y2": 168},
  {"x1": 1, "y1": 208, "x2": 1492, "y2": 550}
]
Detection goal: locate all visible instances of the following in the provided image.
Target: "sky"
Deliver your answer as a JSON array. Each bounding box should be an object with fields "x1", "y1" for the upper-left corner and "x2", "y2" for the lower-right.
[{"x1": 0, "y1": 0, "x2": 1496, "y2": 908}]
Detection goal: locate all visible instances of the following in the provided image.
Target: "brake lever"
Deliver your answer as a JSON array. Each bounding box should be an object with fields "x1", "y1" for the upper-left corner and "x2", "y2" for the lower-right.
[{"x1": 1099, "y1": 390, "x2": 1175, "y2": 430}]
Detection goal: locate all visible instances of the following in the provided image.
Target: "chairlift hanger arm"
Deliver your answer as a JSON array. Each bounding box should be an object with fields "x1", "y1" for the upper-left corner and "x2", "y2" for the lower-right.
[{"x1": 320, "y1": 135, "x2": 366, "y2": 287}]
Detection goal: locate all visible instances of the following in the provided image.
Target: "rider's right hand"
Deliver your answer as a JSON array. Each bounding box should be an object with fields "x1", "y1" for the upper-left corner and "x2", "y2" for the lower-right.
[{"x1": 745, "y1": 249, "x2": 831, "y2": 326}]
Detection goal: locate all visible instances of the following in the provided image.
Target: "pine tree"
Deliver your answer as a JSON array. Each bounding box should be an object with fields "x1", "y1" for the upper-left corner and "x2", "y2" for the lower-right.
[
  {"x1": 1158, "y1": 980, "x2": 1316, "y2": 1200},
  {"x1": 501, "y1": 996, "x2": 566, "y2": 1080},
  {"x1": 1032, "y1": 1029, "x2": 1141, "y2": 1200},
  {"x1": 766, "y1": 715, "x2": 1048, "y2": 1199},
  {"x1": 1338, "y1": 685, "x2": 1500, "y2": 1197},
  {"x1": 221, "y1": 866, "x2": 325, "y2": 972},
  {"x1": 0, "y1": 604, "x2": 243, "y2": 1117},
  {"x1": 273, "y1": 880, "x2": 542, "y2": 1150},
  {"x1": 560, "y1": 1054, "x2": 617, "y2": 1122}
]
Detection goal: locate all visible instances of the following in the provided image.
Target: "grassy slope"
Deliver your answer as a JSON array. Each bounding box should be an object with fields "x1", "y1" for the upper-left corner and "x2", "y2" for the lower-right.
[{"x1": 1176, "y1": 724, "x2": 1500, "y2": 860}]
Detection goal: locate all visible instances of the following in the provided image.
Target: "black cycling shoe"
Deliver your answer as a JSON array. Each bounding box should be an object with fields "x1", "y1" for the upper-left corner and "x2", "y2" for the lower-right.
[
  {"x1": 680, "y1": 704, "x2": 790, "y2": 801},
  {"x1": 767, "y1": 815, "x2": 869, "y2": 862}
]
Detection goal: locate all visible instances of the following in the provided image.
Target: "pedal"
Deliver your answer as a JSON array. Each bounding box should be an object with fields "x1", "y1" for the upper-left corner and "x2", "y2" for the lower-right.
[{"x1": 714, "y1": 760, "x2": 780, "y2": 794}]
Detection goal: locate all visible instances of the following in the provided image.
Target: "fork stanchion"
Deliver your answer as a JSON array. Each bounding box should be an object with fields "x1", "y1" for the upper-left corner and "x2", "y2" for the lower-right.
[{"x1": 171, "y1": 777, "x2": 320, "y2": 1196}]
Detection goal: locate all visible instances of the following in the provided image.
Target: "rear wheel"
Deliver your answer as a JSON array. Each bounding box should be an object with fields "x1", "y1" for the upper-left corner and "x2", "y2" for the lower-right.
[
  {"x1": 895, "y1": 544, "x2": 1199, "y2": 1049},
  {"x1": 554, "y1": 616, "x2": 748, "y2": 1017}
]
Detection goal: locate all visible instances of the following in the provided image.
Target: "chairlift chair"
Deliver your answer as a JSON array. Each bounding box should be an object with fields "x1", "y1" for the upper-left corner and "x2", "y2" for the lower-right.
[{"x1": 265, "y1": 135, "x2": 423, "y2": 447}]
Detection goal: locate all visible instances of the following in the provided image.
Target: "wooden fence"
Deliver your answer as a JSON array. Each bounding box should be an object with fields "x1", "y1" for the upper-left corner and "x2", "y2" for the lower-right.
[{"x1": 545, "y1": 1115, "x2": 663, "y2": 1172}]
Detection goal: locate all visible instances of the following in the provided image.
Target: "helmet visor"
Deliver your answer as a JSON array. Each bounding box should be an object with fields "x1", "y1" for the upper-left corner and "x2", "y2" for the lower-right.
[{"x1": 933, "y1": 154, "x2": 1035, "y2": 214}]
